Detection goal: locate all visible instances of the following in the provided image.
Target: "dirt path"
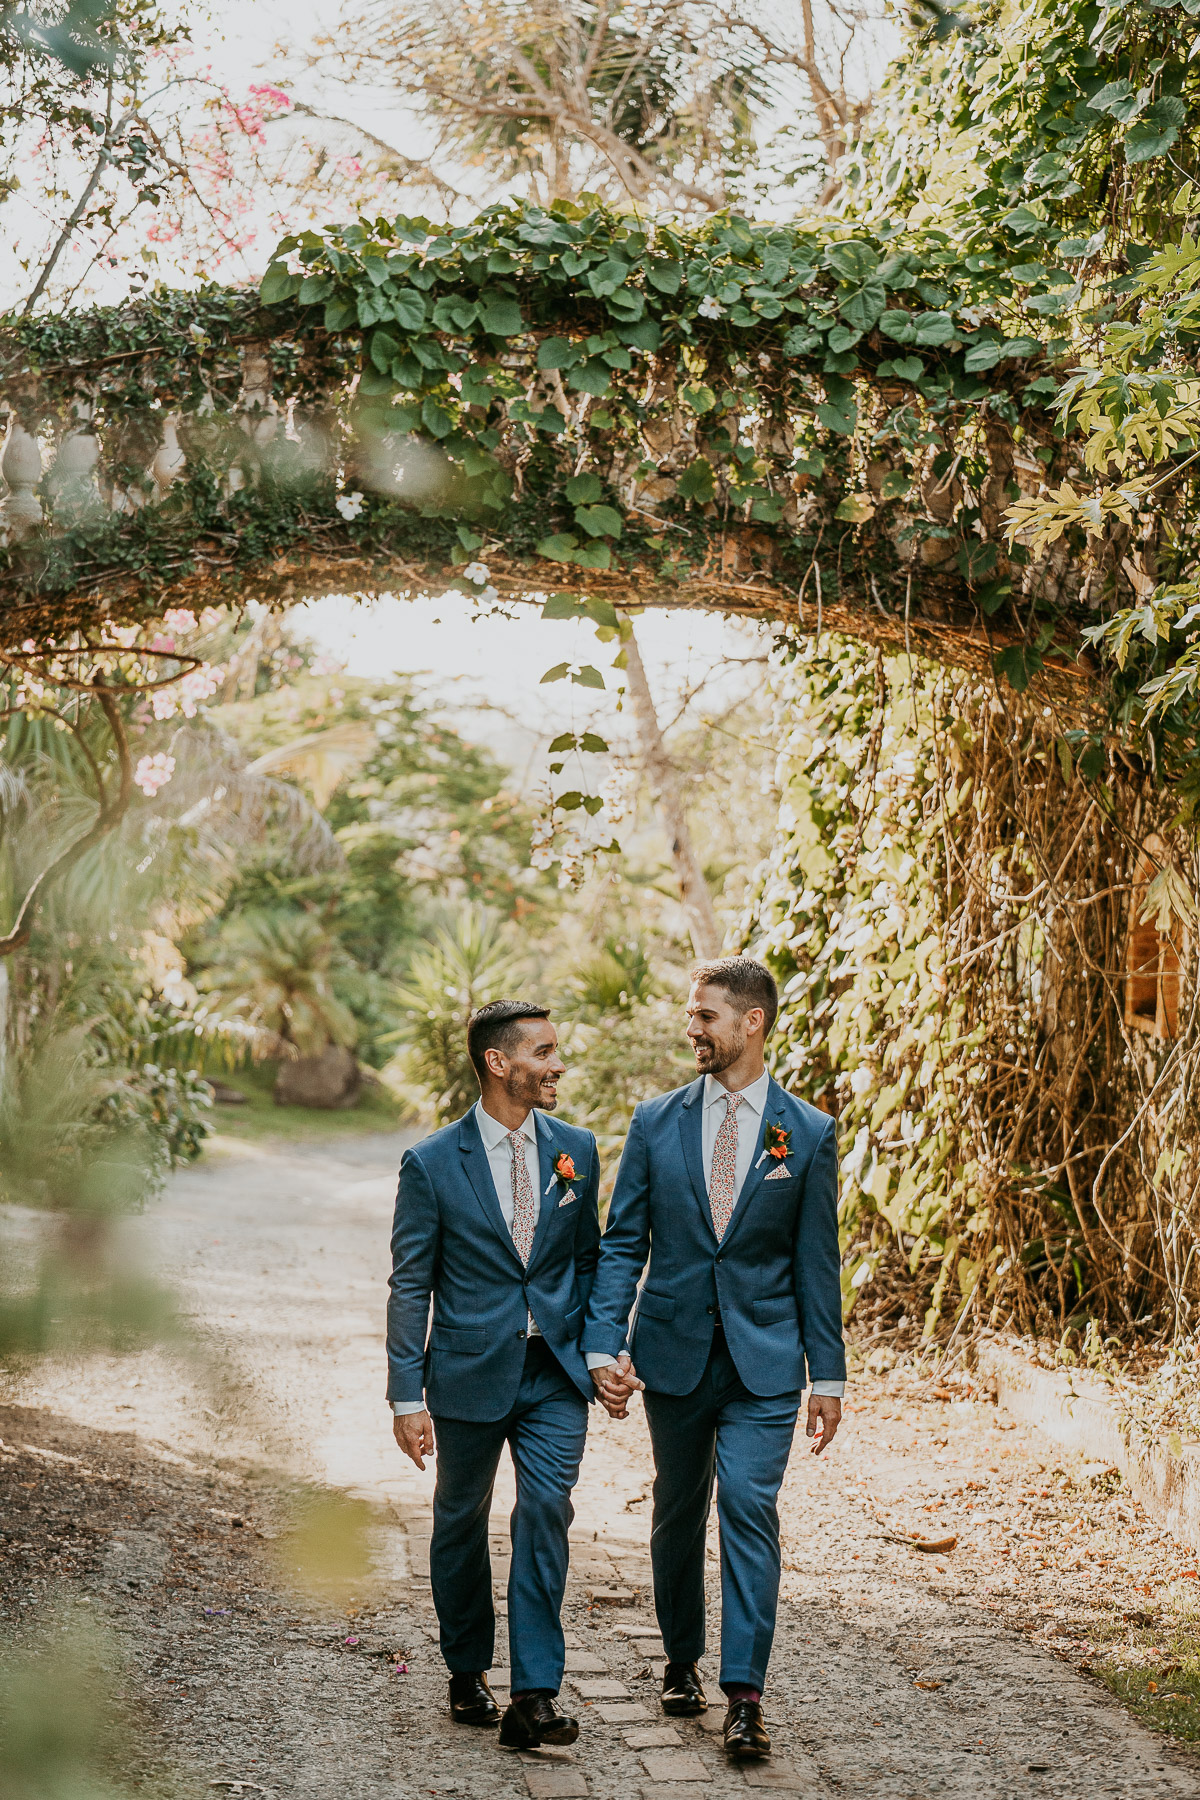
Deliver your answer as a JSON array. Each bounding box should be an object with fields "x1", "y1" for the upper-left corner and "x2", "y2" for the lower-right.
[{"x1": 4, "y1": 1129, "x2": 1200, "y2": 1800}]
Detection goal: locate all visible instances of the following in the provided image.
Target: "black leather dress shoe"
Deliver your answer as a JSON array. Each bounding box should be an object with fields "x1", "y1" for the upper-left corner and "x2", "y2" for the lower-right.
[
  {"x1": 448, "y1": 1672, "x2": 500, "y2": 1726},
  {"x1": 661, "y1": 1661, "x2": 707, "y2": 1716},
  {"x1": 499, "y1": 1692, "x2": 580, "y2": 1749},
  {"x1": 722, "y1": 1697, "x2": 770, "y2": 1760}
]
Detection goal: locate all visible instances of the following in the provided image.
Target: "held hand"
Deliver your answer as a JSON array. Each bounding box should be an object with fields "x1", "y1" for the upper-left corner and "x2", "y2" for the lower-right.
[
  {"x1": 591, "y1": 1354, "x2": 644, "y2": 1420},
  {"x1": 393, "y1": 1409, "x2": 435, "y2": 1470},
  {"x1": 805, "y1": 1393, "x2": 842, "y2": 1456}
]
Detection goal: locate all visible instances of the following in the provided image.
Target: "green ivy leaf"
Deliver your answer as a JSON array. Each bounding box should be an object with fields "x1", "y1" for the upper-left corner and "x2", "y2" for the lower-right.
[
  {"x1": 913, "y1": 312, "x2": 956, "y2": 346},
  {"x1": 647, "y1": 261, "x2": 682, "y2": 294},
  {"x1": 782, "y1": 325, "x2": 821, "y2": 355},
  {"x1": 574, "y1": 664, "x2": 606, "y2": 688},
  {"x1": 568, "y1": 362, "x2": 612, "y2": 397},
  {"x1": 825, "y1": 242, "x2": 879, "y2": 283},
  {"x1": 298, "y1": 273, "x2": 334, "y2": 304},
  {"x1": 432, "y1": 296, "x2": 479, "y2": 332},
  {"x1": 570, "y1": 542, "x2": 613, "y2": 571},
  {"x1": 537, "y1": 535, "x2": 580, "y2": 561},
  {"x1": 816, "y1": 399, "x2": 857, "y2": 435},
  {"x1": 388, "y1": 289, "x2": 428, "y2": 331},
  {"x1": 677, "y1": 457, "x2": 716, "y2": 502},
  {"x1": 880, "y1": 310, "x2": 917, "y2": 344},
  {"x1": 541, "y1": 664, "x2": 571, "y2": 683},
  {"x1": 574, "y1": 504, "x2": 623, "y2": 538},
  {"x1": 579, "y1": 732, "x2": 610, "y2": 753},
  {"x1": 838, "y1": 280, "x2": 886, "y2": 333},
  {"x1": 537, "y1": 336, "x2": 578, "y2": 370},
  {"x1": 542, "y1": 592, "x2": 585, "y2": 619},
  {"x1": 963, "y1": 339, "x2": 1003, "y2": 371},
  {"x1": 260, "y1": 264, "x2": 301, "y2": 307},
  {"x1": 548, "y1": 732, "x2": 577, "y2": 752},
  {"x1": 480, "y1": 296, "x2": 524, "y2": 336},
  {"x1": 421, "y1": 396, "x2": 453, "y2": 437},
  {"x1": 1125, "y1": 112, "x2": 1181, "y2": 165},
  {"x1": 370, "y1": 329, "x2": 401, "y2": 373},
  {"x1": 587, "y1": 257, "x2": 631, "y2": 297},
  {"x1": 681, "y1": 383, "x2": 716, "y2": 413},
  {"x1": 565, "y1": 474, "x2": 602, "y2": 503}
]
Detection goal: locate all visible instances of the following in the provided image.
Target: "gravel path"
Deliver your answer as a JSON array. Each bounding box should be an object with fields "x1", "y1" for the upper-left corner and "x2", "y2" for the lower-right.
[{"x1": 5, "y1": 1127, "x2": 1199, "y2": 1800}]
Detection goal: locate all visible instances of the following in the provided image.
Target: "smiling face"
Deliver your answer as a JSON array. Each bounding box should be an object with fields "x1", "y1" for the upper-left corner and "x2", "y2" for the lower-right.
[
  {"x1": 483, "y1": 1016, "x2": 566, "y2": 1113},
  {"x1": 686, "y1": 980, "x2": 764, "y2": 1076}
]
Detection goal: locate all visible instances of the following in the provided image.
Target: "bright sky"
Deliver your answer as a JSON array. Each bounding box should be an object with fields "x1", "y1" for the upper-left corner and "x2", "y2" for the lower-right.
[{"x1": 292, "y1": 589, "x2": 773, "y2": 774}]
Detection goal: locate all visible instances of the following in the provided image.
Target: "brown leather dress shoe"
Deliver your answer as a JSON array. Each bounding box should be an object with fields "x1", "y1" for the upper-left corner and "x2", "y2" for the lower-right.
[
  {"x1": 661, "y1": 1661, "x2": 707, "y2": 1716},
  {"x1": 448, "y1": 1672, "x2": 500, "y2": 1725},
  {"x1": 498, "y1": 1691, "x2": 580, "y2": 1749},
  {"x1": 722, "y1": 1697, "x2": 770, "y2": 1759}
]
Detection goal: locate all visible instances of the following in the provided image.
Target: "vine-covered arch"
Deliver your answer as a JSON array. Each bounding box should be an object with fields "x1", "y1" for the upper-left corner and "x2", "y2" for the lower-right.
[{"x1": 0, "y1": 203, "x2": 1093, "y2": 693}]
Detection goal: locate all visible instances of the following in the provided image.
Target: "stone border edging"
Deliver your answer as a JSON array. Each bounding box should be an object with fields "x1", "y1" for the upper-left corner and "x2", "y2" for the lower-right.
[{"x1": 976, "y1": 1339, "x2": 1200, "y2": 1552}]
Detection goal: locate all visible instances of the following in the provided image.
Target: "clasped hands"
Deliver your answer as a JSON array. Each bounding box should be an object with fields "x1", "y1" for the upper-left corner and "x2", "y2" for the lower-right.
[
  {"x1": 592, "y1": 1360, "x2": 840, "y2": 1451},
  {"x1": 590, "y1": 1353, "x2": 644, "y2": 1418}
]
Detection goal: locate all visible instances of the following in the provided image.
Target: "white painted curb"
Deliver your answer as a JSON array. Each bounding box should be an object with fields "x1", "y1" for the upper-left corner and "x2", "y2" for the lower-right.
[{"x1": 977, "y1": 1339, "x2": 1200, "y2": 1552}]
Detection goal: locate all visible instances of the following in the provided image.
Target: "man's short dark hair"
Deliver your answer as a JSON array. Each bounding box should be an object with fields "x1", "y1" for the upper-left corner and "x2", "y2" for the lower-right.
[
  {"x1": 689, "y1": 955, "x2": 778, "y2": 1038},
  {"x1": 467, "y1": 999, "x2": 551, "y2": 1082}
]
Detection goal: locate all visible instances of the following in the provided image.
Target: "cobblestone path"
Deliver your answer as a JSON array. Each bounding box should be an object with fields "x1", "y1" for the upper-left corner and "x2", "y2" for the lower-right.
[{"x1": 6, "y1": 1128, "x2": 1199, "y2": 1800}]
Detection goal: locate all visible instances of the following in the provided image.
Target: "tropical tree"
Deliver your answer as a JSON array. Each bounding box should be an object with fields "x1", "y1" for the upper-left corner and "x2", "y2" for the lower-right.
[
  {"x1": 388, "y1": 904, "x2": 526, "y2": 1121},
  {"x1": 198, "y1": 908, "x2": 358, "y2": 1059}
]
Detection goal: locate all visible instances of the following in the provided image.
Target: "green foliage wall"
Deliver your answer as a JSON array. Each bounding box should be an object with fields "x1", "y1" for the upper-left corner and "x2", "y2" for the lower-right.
[{"x1": 747, "y1": 634, "x2": 1192, "y2": 1343}]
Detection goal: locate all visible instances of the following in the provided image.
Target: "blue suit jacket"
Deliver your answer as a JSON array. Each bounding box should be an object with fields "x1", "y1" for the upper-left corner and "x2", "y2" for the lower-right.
[
  {"x1": 386, "y1": 1107, "x2": 601, "y2": 1422},
  {"x1": 583, "y1": 1076, "x2": 845, "y2": 1398}
]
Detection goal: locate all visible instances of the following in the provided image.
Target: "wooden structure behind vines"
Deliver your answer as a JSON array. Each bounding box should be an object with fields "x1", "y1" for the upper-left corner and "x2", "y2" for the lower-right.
[{"x1": 751, "y1": 640, "x2": 1200, "y2": 1345}]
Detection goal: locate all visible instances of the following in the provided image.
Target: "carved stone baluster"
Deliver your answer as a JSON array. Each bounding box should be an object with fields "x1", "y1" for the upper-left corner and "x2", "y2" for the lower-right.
[
  {"x1": 229, "y1": 346, "x2": 279, "y2": 495},
  {"x1": 49, "y1": 396, "x2": 101, "y2": 518},
  {"x1": 150, "y1": 413, "x2": 186, "y2": 501},
  {"x1": 2, "y1": 421, "x2": 44, "y2": 538}
]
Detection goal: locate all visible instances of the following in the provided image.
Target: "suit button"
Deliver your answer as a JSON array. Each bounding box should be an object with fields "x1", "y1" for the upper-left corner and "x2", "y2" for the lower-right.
[
  {"x1": 517, "y1": 1329, "x2": 526, "y2": 1339},
  {"x1": 706, "y1": 1305, "x2": 715, "y2": 1316}
]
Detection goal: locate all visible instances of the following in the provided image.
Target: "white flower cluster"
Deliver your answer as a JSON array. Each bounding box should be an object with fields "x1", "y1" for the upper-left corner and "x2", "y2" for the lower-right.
[
  {"x1": 336, "y1": 490, "x2": 365, "y2": 520},
  {"x1": 135, "y1": 752, "x2": 176, "y2": 797},
  {"x1": 529, "y1": 763, "x2": 637, "y2": 888},
  {"x1": 151, "y1": 663, "x2": 223, "y2": 720},
  {"x1": 460, "y1": 560, "x2": 500, "y2": 603},
  {"x1": 697, "y1": 296, "x2": 724, "y2": 320}
]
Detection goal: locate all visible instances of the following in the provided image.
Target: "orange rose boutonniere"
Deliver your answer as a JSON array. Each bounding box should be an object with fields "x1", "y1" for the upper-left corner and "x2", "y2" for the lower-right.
[
  {"x1": 553, "y1": 1151, "x2": 577, "y2": 1184},
  {"x1": 763, "y1": 1122, "x2": 792, "y2": 1161}
]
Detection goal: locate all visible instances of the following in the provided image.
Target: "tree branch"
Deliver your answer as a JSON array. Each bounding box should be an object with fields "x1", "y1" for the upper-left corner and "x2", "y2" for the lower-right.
[{"x1": 0, "y1": 680, "x2": 133, "y2": 956}]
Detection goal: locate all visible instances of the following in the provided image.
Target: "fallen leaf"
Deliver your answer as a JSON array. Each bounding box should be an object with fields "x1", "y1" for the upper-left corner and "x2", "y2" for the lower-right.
[
  {"x1": 883, "y1": 1531, "x2": 959, "y2": 1553},
  {"x1": 915, "y1": 1678, "x2": 942, "y2": 1690}
]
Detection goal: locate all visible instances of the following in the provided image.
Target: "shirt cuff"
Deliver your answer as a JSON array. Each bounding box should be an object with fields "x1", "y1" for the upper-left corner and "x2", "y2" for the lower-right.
[
  {"x1": 585, "y1": 1352, "x2": 619, "y2": 1371},
  {"x1": 392, "y1": 1399, "x2": 426, "y2": 1415},
  {"x1": 809, "y1": 1380, "x2": 845, "y2": 1397}
]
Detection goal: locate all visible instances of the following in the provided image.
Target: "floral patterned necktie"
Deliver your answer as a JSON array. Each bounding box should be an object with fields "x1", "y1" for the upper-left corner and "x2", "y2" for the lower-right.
[
  {"x1": 709, "y1": 1092, "x2": 745, "y2": 1241},
  {"x1": 508, "y1": 1128, "x2": 536, "y2": 1264}
]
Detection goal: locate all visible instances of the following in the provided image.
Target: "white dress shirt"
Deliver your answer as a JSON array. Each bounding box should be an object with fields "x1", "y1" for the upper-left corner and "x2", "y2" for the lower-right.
[
  {"x1": 393, "y1": 1101, "x2": 542, "y2": 1417},
  {"x1": 587, "y1": 1069, "x2": 845, "y2": 1398}
]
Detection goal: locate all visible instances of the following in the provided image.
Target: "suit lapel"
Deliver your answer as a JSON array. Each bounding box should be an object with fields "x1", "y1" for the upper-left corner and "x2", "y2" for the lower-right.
[
  {"x1": 719, "y1": 1078, "x2": 792, "y2": 1249},
  {"x1": 525, "y1": 1111, "x2": 561, "y2": 1270},
  {"x1": 678, "y1": 1078, "x2": 715, "y2": 1240},
  {"x1": 458, "y1": 1109, "x2": 525, "y2": 1268}
]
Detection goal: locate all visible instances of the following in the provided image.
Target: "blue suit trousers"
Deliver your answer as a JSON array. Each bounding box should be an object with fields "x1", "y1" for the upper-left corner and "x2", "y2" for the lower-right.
[
  {"x1": 430, "y1": 1340, "x2": 588, "y2": 1693},
  {"x1": 642, "y1": 1333, "x2": 800, "y2": 1692}
]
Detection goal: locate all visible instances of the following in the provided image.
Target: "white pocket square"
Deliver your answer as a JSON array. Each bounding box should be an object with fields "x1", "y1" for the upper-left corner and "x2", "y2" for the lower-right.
[
  {"x1": 764, "y1": 1163, "x2": 791, "y2": 1181},
  {"x1": 558, "y1": 1188, "x2": 578, "y2": 1206}
]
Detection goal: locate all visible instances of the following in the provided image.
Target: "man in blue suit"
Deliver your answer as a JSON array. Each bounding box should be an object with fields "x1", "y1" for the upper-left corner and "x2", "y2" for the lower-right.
[
  {"x1": 583, "y1": 956, "x2": 845, "y2": 1763},
  {"x1": 387, "y1": 999, "x2": 601, "y2": 1751}
]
